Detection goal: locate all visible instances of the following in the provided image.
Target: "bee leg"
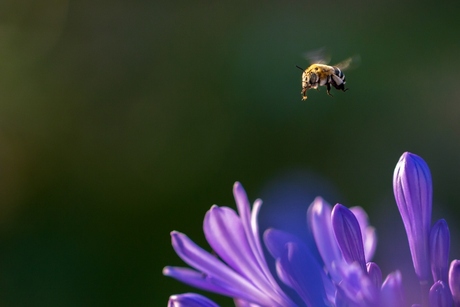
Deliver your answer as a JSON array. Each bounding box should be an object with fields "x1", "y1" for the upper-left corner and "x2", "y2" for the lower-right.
[
  {"x1": 334, "y1": 83, "x2": 348, "y2": 92},
  {"x1": 326, "y1": 83, "x2": 333, "y2": 97}
]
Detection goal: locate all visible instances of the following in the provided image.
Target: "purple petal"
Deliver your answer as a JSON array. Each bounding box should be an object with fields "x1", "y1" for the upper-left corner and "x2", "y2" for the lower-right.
[
  {"x1": 449, "y1": 260, "x2": 460, "y2": 306},
  {"x1": 170, "y1": 231, "x2": 250, "y2": 286},
  {"x1": 204, "y1": 206, "x2": 263, "y2": 284},
  {"x1": 264, "y1": 228, "x2": 306, "y2": 260},
  {"x1": 264, "y1": 228, "x2": 307, "y2": 288},
  {"x1": 174, "y1": 183, "x2": 294, "y2": 307},
  {"x1": 168, "y1": 293, "x2": 220, "y2": 307},
  {"x1": 233, "y1": 298, "x2": 256, "y2": 307},
  {"x1": 381, "y1": 271, "x2": 405, "y2": 307},
  {"x1": 233, "y1": 182, "x2": 266, "y2": 269},
  {"x1": 332, "y1": 204, "x2": 367, "y2": 272},
  {"x1": 167, "y1": 231, "x2": 271, "y2": 305},
  {"x1": 429, "y1": 280, "x2": 452, "y2": 307},
  {"x1": 264, "y1": 228, "x2": 335, "y2": 298},
  {"x1": 430, "y1": 219, "x2": 450, "y2": 283},
  {"x1": 308, "y1": 197, "x2": 346, "y2": 282},
  {"x1": 277, "y1": 242, "x2": 330, "y2": 307},
  {"x1": 163, "y1": 267, "x2": 255, "y2": 301},
  {"x1": 231, "y1": 183, "x2": 295, "y2": 306},
  {"x1": 393, "y1": 152, "x2": 432, "y2": 282},
  {"x1": 367, "y1": 262, "x2": 382, "y2": 289},
  {"x1": 335, "y1": 287, "x2": 356, "y2": 307},
  {"x1": 335, "y1": 262, "x2": 379, "y2": 306},
  {"x1": 350, "y1": 206, "x2": 377, "y2": 261}
]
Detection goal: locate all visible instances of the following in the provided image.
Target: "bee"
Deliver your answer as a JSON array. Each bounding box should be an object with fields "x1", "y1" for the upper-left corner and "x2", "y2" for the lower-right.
[{"x1": 297, "y1": 54, "x2": 355, "y2": 101}]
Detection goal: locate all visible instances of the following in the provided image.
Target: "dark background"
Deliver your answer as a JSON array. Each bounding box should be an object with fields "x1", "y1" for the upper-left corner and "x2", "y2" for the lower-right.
[{"x1": 1, "y1": 0, "x2": 459, "y2": 306}]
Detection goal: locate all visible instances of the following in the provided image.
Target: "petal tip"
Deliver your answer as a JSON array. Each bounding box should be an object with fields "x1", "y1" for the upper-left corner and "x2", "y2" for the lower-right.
[{"x1": 163, "y1": 266, "x2": 171, "y2": 275}]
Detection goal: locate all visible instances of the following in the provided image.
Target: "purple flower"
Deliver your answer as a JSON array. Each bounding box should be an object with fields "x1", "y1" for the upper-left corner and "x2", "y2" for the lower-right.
[
  {"x1": 164, "y1": 152, "x2": 460, "y2": 307},
  {"x1": 393, "y1": 152, "x2": 432, "y2": 283},
  {"x1": 163, "y1": 182, "x2": 296, "y2": 307}
]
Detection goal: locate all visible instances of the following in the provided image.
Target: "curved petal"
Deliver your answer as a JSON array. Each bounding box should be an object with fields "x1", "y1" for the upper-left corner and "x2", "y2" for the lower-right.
[
  {"x1": 233, "y1": 298, "x2": 262, "y2": 307},
  {"x1": 308, "y1": 197, "x2": 346, "y2": 283},
  {"x1": 393, "y1": 152, "x2": 432, "y2": 282},
  {"x1": 167, "y1": 232, "x2": 271, "y2": 305},
  {"x1": 381, "y1": 271, "x2": 405, "y2": 307},
  {"x1": 366, "y1": 262, "x2": 382, "y2": 289},
  {"x1": 430, "y1": 219, "x2": 450, "y2": 284},
  {"x1": 264, "y1": 228, "x2": 306, "y2": 260},
  {"x1": 264, "y1": 228, "x2": 335, "y2": 298},
  {"x1": 429, "y1": 280, "x2": 452, "y2": 307},
  {"x1": 350, "y1": 206, "x2": 377, "y2": 262},
  {"x1": 449, "y1": 260, "x2": 460, "y2": 306},
  {"x1": 332, "y1": 204, "x2": 367, "y2": 272},
  {"x1": 335, "y1": 262, "x2": 379, "y2": 306},
  {"x1": 277, "y1": 242, "x2": 330, "y2": 307},
  {"x1": 168, "y1": 293, "x2": 220, "y2": 307},
  {"x1": 163, "y1": 266, "x2": 231, "y2": 296},
  {"x1": 166, "y1": 183, "x2": 296, "y2": 307},
  {"x1": 204, "y1": 206, "x2": 262, "y2": 283},
  {"x1": 232, "y1": 183, "x2": 295, "y2": 306}
]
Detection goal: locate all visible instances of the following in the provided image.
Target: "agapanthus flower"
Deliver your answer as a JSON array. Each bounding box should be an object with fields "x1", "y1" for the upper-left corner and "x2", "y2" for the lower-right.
[{"x1": 163, "y1": 152, "x2": 460, "y2": 306}]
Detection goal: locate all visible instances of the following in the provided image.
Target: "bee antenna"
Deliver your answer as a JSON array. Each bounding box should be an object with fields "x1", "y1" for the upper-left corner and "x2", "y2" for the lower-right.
[{"x1": 296, "y1": 65, "x2": 304, "y2": 71}]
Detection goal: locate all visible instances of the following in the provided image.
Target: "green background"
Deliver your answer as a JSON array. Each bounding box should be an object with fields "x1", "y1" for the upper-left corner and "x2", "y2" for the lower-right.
[{"x1": 1, "y1": 0, "x2": 459, "y2": 306}]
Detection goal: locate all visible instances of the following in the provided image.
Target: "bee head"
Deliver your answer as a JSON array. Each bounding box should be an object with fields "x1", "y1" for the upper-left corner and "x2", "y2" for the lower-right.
[{"x1": 302, "y1": 71, "x2": 317, "y2": 90}]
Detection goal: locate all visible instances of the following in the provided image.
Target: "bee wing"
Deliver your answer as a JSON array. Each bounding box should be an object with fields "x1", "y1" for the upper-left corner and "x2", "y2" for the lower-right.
[
  {"x1": 334, "y1": 55, "x2": 360, "y2": 71},
  {"x1": 303, "y1": 47, "x2": 331, "y2": 65}
]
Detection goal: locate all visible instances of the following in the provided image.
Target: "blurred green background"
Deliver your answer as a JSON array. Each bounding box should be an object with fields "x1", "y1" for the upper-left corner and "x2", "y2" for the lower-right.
[{"x1": 1, "y1": 0, "x2": 460, "y2": 306}]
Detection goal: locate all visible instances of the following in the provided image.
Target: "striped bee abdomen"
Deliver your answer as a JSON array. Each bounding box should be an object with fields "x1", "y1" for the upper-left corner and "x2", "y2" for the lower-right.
[{"x1": 331, "y1": 66, "x2": 347, "y2": 91}]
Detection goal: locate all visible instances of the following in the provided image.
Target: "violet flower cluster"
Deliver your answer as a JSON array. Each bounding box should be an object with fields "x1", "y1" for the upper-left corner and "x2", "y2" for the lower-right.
[{"x1": 163, "y1": 152, "x2": 460, "y2": 307}]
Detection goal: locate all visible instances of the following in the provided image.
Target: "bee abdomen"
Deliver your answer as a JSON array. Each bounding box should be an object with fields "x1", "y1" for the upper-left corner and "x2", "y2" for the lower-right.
[
  {"x1": 331, "y1": 66, "x2": 347, "y2": 91},
  {"x1": 333, "y1": 67, "x2": 345, "y2": 79}
]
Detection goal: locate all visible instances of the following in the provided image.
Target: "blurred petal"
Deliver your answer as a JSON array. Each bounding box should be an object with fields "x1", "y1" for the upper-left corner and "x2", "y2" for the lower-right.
[
  {"x1": 429, "y1": 280, "x2": 452, "y2": 307},
  {"x1": 277, "y1": 242, "x2": 330, "y2": 307},
  {"x1": 264, "y1": 228, "x2": 306, "y2": 288},
  {"x1": 264, "y1": 228, "x2": 335, "y2": 297},
  {"x1": 332, "y1": 204, "x2": 367, "y2": 272},
  {"x1": 335, "y1": 262, "x2": 379, "y2": 306},
  {"x1": 381, "y1": 271, "x2": 405, "y2": 307},
  {"x1": 168, "y1": 293, "x2": 220, "y2": 307},
  {"x1": 393, "y1": 152, "x2": 432, "y2": 282},
  {"x1": 430, "y1": 219, "x2": 450, "y2": 283},
  {"x1": 264, "y1": 228, "x2": 305, "y2": 260},
  {"x1": 335, "y1": 287, "x2": 355, "y2": 307},
  {"x1": 309, "y1": 197, "x2": 346, "y2": 282},
  {"x1": 367, "y1": 262, "x2": 382, "y2": 289},
  {"x1": 449, "y1": 260, "x2": 460, "y2": 306},
  {"x1": 350, "y1": 206, "x2": 377, "y2": 261},
  {"x1": 233, "y1": 298, "x2": 261, "y2": 307}
]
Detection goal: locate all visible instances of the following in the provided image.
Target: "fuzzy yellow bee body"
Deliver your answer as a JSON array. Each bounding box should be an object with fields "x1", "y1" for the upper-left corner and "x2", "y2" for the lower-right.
[
  {"x1": 298, "y1": 53, "x2": 356, "y2": 100},
  {"x1": 300, "y1": 63, "x2": 348, "y2": 101}
]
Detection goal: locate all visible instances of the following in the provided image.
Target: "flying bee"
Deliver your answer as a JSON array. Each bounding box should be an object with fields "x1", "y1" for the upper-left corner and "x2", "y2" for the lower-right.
[{"x1": 297, "y1": 54, "x2": 356, "y2": 101}]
